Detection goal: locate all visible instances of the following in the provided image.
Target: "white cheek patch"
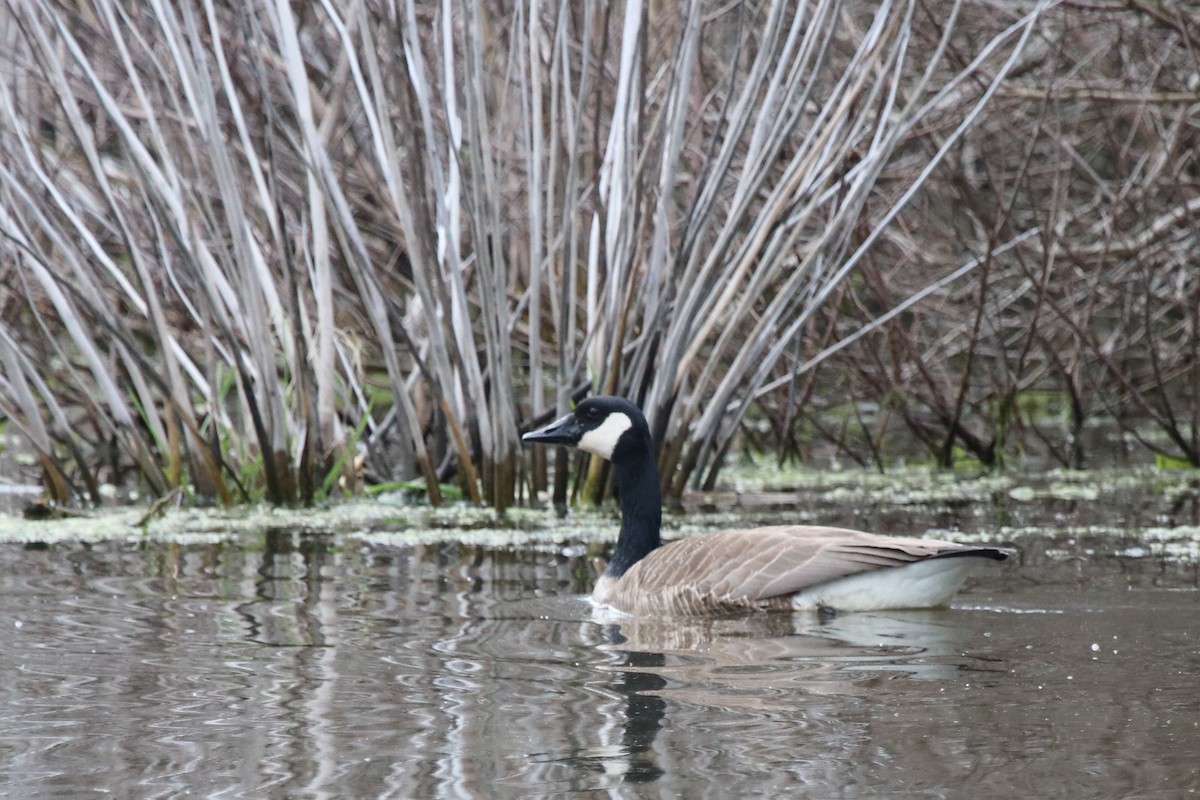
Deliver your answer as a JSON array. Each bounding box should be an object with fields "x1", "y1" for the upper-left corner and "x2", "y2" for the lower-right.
[{"x1": 578, "y1": 412, "x2": 633, "y2": 460}]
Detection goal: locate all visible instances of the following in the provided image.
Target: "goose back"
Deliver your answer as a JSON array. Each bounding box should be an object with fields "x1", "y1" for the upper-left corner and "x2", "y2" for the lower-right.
[{"x1": 591, "y1": 525, "x2": 1007, "y2": 616}]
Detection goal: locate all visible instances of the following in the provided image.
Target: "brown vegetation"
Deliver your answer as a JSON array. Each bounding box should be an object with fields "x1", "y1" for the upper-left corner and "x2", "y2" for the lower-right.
[{"x1": 0, "y1": 0, "x2": 1196, "y2": 508}]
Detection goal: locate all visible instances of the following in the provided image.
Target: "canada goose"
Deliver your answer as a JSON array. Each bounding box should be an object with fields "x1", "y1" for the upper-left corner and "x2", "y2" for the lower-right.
[{"x1": 522, "y1": 396, "x2": 1010, "y2": 616}]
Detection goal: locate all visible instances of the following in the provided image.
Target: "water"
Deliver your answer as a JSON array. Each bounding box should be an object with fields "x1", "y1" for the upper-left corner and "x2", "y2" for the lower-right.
[{"x1": 0, "y1": 528, "x2": 1197, "y2": 799}]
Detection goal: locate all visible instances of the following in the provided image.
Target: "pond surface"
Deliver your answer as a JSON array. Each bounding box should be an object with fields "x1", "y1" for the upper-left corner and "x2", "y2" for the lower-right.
[{"x1": 0, "y1": 514, "x2": 1197, "y2": 799}]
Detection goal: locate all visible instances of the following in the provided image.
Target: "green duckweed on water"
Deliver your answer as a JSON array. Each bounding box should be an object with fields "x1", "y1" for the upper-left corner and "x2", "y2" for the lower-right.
[{"x1": 0, "y1": 465, "x2": 1195, "y2": 562}]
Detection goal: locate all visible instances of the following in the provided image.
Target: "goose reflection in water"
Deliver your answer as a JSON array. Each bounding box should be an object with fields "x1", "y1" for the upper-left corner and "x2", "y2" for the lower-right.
[{"x1": 553, "y1": 606, "x2": 994, "y2": 786}]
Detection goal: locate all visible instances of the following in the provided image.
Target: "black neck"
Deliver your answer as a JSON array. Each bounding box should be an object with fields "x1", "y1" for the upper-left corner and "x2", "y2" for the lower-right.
[{"x1": 604, "y1": 443, "x2": 662, "y2": 578}]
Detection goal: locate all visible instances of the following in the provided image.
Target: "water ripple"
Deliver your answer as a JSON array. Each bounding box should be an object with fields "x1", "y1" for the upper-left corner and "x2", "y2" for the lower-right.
[{"x1": 0, "y1": 539, "x2": 1197, "y2": 798}]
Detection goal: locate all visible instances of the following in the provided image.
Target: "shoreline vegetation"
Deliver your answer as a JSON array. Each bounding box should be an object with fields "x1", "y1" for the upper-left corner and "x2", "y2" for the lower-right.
[
  {"x1": 1, "y1": 466, "x2": 1198, "y2": 575},
  {"x1": 1, "y1": 1, "x2": 1197, "y2": 510}
]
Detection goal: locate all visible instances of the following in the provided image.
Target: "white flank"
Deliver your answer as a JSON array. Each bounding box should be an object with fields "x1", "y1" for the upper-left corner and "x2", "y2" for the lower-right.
[
  {"x1": 578, "y1": 412, "x2": 633, "y2": 460},
  {"x1": 790, "y1": 556, "x2": 996, "y2": 611}
]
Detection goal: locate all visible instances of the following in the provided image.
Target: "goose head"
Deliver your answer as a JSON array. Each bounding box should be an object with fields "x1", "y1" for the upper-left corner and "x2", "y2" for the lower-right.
[{"x1": 521, "y1": 397, "x2": 651, "y2": 464}]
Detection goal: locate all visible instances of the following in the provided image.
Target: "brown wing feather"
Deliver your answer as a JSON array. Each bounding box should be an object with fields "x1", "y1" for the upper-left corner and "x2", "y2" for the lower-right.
[{"x1": 610, "y1": 526, "x2": 1003, "y2": 615}]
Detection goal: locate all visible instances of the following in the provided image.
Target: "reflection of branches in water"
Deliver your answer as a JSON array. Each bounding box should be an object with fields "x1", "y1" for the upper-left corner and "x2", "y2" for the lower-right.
[
  {"x1": 2, "y1": 537, "x2": 1194, "y2": 797},
  {"x1": 233, "y1": 530, "x2": 333, "y2": 647}
]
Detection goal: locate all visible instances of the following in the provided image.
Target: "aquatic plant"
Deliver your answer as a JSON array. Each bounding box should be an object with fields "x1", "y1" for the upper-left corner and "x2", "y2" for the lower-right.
[{"x1": 0, "y1": 1, "x2": 1195, "y2": 508}]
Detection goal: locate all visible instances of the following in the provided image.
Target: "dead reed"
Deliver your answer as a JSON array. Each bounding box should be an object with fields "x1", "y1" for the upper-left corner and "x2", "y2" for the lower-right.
[{"x1": 0, "y1": 0, "x2": 1195, "y2": 508}]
